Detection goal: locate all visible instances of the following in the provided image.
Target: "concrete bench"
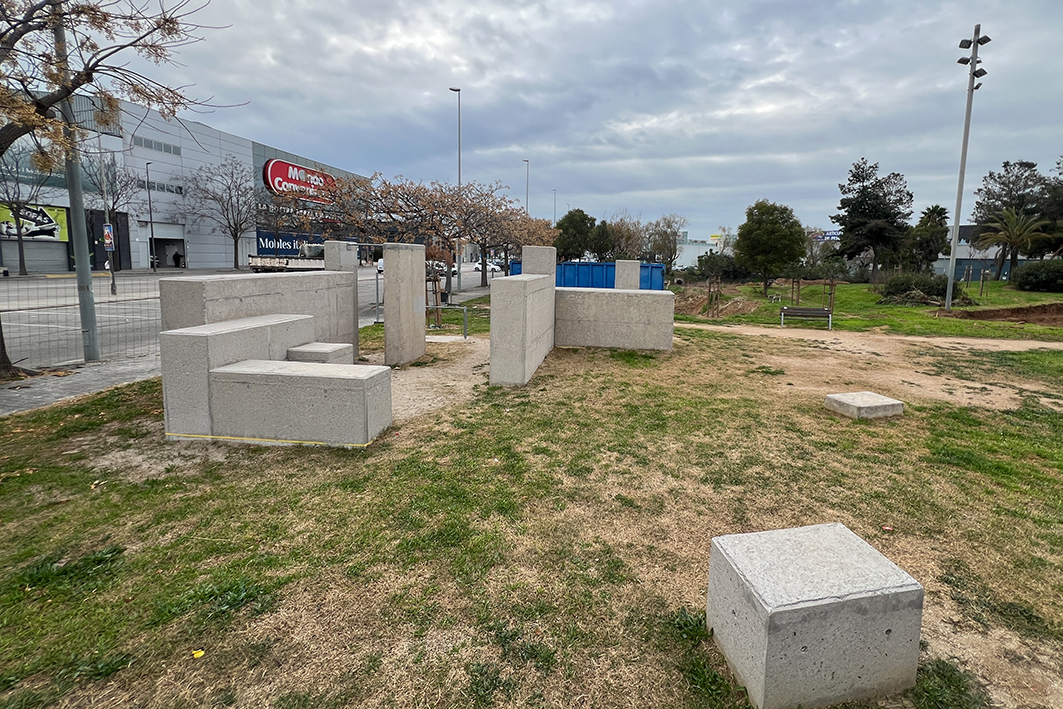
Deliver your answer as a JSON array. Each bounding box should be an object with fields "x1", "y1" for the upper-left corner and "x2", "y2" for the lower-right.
[
  {"x1": 160, "y1": 314, "x2": 316, "y2": 436},
  {"x1": 780, "y1": 306, "x2": 832, "y2": 330},
  {"x1": 209, "y1": 360, "x2": 391, "y2": 447},
  {"x1": 707, "y1": 523, "x2": 923, "y2": 709},
  {"x1": 286, "y1": 342, "x2": 354, "y2": 364}
]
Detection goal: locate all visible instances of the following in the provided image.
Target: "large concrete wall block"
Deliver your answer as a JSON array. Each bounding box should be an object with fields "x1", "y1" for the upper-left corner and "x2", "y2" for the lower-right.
[
  {"x1": 554, "y1": 288, "x2": 674, "y2": 350},
  {"x1": 489, "y1": 274, "x2": 554, "y2": 386},
  {"x1": 159, "y1": 278, "x2": 207, "y2": 332},
  {"x1": 160, "y1": 331, "x2": 214, "y2": 436},
  {"x1": 323, "y1": 241, "x2": 361, "y2": 271},
  {"x1": 209, "y1": 360, "x2": 392, "y2": 447},
  {"x1": 383, "y1": 243, "x2": 427, "y2": 367},
  {"x1": 614, "y1": 260, "x2": 641, "y2": 290},
  {"x1": 522, "y1": 246, "x2": 557, "y2": 276},
  {"x1": 158, "y1": 271, "x2": 357, "y2": 347},
  {"x1": 706, "y1": 523, "x2": 923, "y2": 709}
]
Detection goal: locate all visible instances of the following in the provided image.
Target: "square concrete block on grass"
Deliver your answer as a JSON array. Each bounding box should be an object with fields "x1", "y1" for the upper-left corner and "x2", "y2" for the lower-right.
[
  {"x1": 706, "y1": 523, "x2": 923, "y2": 709},
  {"x1": 825, "y1": 391, "x2": 904, "y2": 419}
]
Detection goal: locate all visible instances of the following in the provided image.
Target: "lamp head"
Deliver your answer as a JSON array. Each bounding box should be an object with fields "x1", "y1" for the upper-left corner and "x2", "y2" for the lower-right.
[
  {"x1": 957, "y1": 57, "x2": 971, "y2": 65},
  {"x1": 977, "y1": 35, "x2": 991, "y2": 45},
  {"x1": 958, "y1": 38, "x2": 973, "y2": 49},
  {"x1": 449, "y1": 87, "x2": 460, "y2": 93},
  {"x1": 973, "y1": 68, "x2": 987, "y2": 78}
]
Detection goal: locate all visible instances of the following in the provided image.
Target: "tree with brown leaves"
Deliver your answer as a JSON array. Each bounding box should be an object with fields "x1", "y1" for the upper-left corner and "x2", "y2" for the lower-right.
[{"x1": 0, "y1": 1, "x2": 212, "y2": 166}]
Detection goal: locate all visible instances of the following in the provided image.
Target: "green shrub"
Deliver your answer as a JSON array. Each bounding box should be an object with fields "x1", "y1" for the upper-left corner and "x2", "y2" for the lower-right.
[
  {"x1": 881, "y1": 273, "x2": 954, "y2": 299},
  {"x1": 1010, "y1": 259, "x2": 1063, "y2": 292}
]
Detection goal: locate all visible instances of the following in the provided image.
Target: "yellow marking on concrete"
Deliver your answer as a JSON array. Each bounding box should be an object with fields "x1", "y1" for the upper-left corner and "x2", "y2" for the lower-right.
[{"x1": 165, "y1": 431, "x2": 372, "y2": 448}]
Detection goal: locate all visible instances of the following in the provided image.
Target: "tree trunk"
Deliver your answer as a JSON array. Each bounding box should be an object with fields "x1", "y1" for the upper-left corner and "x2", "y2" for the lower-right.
[
  {"x1": 0, "y1": 311, "x2": 14, "y2": 378},
  {"x1": 762, "y1": 274, "x2": 771, "y2": 296},
  {"x1": 15, "y1": 232, "x2": 27, "y2": 276},
  {"x1": 480, "y1": 253, "x2": 488, "y2": 288},
  {"x1": 232, "y1": 236, "x2": 240, "y2": 269},
  {"x1": 1009, "y1": 246, "x2": 1020, "y2": 278},
  {"x1": 994, "y1": 246, "x2": 1007, "y2": 280}
]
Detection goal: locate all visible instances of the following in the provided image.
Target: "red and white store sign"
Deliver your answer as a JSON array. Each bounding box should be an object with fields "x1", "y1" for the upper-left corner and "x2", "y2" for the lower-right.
[{"x1": 263, "y1": 159, "x2": 335, "y2": 204}]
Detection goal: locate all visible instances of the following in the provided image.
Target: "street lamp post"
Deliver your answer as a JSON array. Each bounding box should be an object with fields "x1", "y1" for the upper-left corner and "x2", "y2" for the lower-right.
[
  {"x1": 449, "y1": 87, "x2": 462, "y2": 293},
  {"x1": 945, "y1": 24, "x2": 990, "y2": 311},
  {"x1": 552, "y1": 188, "x2": 556, "y2": 226},
  {"x1": 145, "y1": 162, "x2": 157, "y2": 273},
  {"x1": 522, "y1": 159, "x2": 529, "y2": 215}
]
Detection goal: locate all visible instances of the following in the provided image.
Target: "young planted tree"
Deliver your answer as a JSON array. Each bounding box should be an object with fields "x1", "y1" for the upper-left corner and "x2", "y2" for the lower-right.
[
  {"x1": 0, "y1": 144, "x2": 59, "y2": 275},
  {"x1": 83, "y1": 154, "x2": 145, "y2": 223},
  {"x1": 734, "y1": 199, "x2": 806, "y2": 295},
  {"x1": 184, "y1": 155, "x2": 257, "y2": 269}
]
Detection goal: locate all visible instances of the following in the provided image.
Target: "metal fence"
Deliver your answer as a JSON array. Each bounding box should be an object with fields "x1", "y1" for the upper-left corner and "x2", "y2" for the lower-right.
[{"x1": 0, "y1": 272, "x2": 161, "y2": 370}]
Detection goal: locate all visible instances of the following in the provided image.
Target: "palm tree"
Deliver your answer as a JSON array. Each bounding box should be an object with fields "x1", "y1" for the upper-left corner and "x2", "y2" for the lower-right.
[{"x1": 976, "y1": 208, "x2": 1050, "y2": 279}]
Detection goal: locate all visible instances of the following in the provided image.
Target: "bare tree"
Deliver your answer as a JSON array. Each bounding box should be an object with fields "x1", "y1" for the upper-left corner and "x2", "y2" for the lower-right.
[
  {"x1": 647, "y1": 213, "x2": 689, "y2": 273},
  {"x1": 0, "y1": 1, "x2": 213, "y2": 166},
  {"x1": 184, "y1": 154, "x2": 257, "y2": 269},
  {"x1": 82, "y1": 154, "x2": 145, "y2": 223},
  {"x1": 0, "y1": 144, "x2": 60, "y2": 275}
]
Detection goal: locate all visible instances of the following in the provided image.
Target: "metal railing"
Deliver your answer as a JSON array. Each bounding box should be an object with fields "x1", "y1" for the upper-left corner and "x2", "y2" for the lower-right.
[{"x1": 0, "y1": 272, "x2": 161, "y2": 370}]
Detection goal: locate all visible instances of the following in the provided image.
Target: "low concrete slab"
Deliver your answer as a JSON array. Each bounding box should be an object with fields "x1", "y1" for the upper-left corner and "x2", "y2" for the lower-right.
[
  {"x1": 287, "y1": 342, "x2": 355, "y2": 364},
  {"x1": 208, "y1": 359, "x2": 391, "y2": 447},
  {"x1": 825, "y1": 391, "x2": 904, "y2": 419},
  {"x1": 707, "y1": 523, "x2": 923, "y2": 709},
  {"x1": 160, "y1": 314, "x2": 316, "y2": 436}
]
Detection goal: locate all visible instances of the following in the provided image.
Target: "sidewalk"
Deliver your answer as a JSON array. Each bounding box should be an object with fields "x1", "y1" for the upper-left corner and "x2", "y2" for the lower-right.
[{"x1": 0, "y1": 281, "x2": 494, "y2": 418}]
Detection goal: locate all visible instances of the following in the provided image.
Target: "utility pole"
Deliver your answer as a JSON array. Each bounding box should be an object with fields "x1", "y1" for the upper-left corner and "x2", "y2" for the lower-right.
[
  {"x1": 945, "y1": 24, "x2": 990, "y2": 311},
  {"x1": 53, "y1": 5, "x2": 100, "y2": 361}
]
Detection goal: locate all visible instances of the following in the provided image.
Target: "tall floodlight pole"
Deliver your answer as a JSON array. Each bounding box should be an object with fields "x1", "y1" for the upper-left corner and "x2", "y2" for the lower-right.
[
  {"x1": 450, "y1": 87, "x2": 462, "y2": 292},
  {"x1": 53, "y1": 6, "x2": 99, "y2": 361},
  {"x1": 552, "y1": 188, "x2": 556, "y2": 225},
  {"x1": 523, "y1": 159, "x2": 530, "y2": 214},
  {"x1": 945, "y1": 24, "x2": 990, "y2": 311},
  {"x1": 145, "y1": 162, "x2": 157, "y2": 273}
]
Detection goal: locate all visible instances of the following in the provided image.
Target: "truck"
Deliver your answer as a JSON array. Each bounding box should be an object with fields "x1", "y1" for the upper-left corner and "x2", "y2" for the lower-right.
[{"x1": 249, "y1": 243, "x2": 326, "y2": 272}]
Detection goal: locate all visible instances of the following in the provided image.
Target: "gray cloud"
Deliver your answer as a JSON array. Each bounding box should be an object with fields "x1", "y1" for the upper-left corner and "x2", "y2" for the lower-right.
[{"x1": 138, "y1": 0, "x2": 1061, "y2": 235}]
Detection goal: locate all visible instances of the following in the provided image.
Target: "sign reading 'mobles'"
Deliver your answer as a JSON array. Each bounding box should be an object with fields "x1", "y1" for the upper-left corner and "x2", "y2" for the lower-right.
[{"x1": 263, "y1": 159, "x2": 335, "y2": 204}]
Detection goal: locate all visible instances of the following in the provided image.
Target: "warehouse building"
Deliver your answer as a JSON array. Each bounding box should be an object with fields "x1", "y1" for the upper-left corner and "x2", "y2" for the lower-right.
[{"x1": 0, "y1": 97, "x2": 362, "y2": 273}]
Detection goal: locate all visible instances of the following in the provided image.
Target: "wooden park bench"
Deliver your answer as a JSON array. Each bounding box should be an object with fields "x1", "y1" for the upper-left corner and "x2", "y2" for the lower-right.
[{"x1": 780, "y1": 305, "x2": 833, "y2": 330}]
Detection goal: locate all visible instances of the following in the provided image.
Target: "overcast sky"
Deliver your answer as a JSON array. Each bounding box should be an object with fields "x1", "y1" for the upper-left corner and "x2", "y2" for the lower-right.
[{"x1": 155, "y1": 0, "x2": 1060, "y2": 237}]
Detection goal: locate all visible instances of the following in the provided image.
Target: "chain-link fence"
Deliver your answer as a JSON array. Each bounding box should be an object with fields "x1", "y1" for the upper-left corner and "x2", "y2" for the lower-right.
[{"x1": 0, "y1": 272, "x2": 161, "y2": 370}]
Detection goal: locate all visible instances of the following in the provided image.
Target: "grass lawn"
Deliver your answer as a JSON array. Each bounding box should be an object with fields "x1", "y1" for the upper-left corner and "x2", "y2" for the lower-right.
[
  {"x1": 1, "y1": 311, "x2": 1060, "y2": 707},
  {"x1": 677, "y1": 281, "x2": 1063, "y2": 341}
]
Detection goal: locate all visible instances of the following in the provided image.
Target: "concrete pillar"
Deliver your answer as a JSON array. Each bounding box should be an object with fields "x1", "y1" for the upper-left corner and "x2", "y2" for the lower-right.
[
  {"x1": 383, "y1": 243, "x2": 426, "y2": 366},
  {"x1": 522, "y1": 245, "x2": 557, "y2": 277},
  {"x1": 489, "y1": 274, "x2": 555, "y2": 386},
  {"x1": 324, "y1": 240, "x2": 361, "y2": 271},
  {"x1": 615, "y1": 259, "x2": 640, "y2": 290}
]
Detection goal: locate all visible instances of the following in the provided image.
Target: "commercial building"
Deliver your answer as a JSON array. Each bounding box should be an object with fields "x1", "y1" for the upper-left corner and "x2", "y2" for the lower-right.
[{"x1": 0, "y1": 97, "x2": 362, "y2": 273}]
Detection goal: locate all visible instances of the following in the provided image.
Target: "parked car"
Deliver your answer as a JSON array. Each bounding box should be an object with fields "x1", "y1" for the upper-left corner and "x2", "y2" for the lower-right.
[
  {"x1": 376, "y1": 258, "x2": 384, "y2": 274},
  {"x1": 474, "y1": 262, "x2": 501, "y2": 272}
]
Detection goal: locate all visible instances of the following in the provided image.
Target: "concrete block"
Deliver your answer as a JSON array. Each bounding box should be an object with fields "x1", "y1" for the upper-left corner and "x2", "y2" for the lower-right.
[
  {"x1": 159, "y1": 270, "x2": 358, "y2": 355},
  {"x1": 614, "y1": 259, "x2": 641, "y2": 290},
  {"x1": 323, "y1": 240, "x2": 361, "y2": 271},
  {"x1": 383, "y1": 243, "x2": 426, "y2": 367},
  {"x1": 490, "y1": 274, "x2": 555, "y2": 386},
  {"x1": 521, "y1": 246, "x2": 557, "y2": 277},
  {"x1": 160, "y1": 314, "x2": 315, "y2": 436},
  {"x1": 554, "y1": 288, "x2": 674, "y2": 350},
  {"x1": 825, "y1": 392, "x2": 904, "y2": 420},
  {"x1": 208, "y1": 360, "x2": 392, "y2": 447},
  {"x1": 287, "y1": 342, "x2": 355, "y2": 364},
  {"x1": 707, "y1": 523, "x2": 923, "y2": 709}
]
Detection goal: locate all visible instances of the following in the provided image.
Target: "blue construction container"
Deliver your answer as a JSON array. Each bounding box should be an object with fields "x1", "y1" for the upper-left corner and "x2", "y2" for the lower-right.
[{"x1": 508, "y1": 261, "x2": 665, "y2": 289}]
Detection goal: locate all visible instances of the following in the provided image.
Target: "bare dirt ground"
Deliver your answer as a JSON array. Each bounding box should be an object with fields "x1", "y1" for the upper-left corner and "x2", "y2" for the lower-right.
[{"x1": 679, "y1": 323, "x2": 1063, "y2": 412}]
